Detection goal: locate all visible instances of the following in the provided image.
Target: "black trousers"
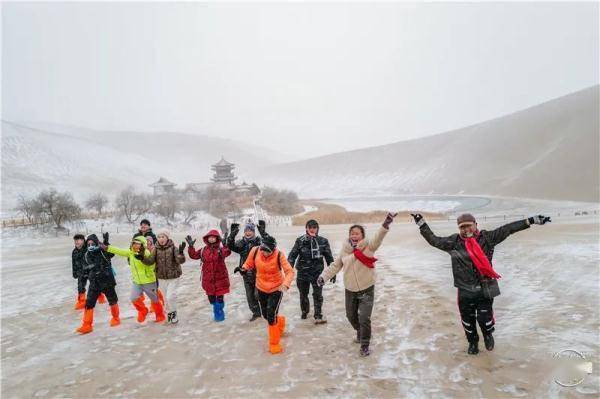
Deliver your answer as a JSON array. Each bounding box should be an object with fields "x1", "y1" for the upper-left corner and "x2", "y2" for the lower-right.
[
  {"x1": 207, "y1": 295, "x2": 224, "y2": 304},
  {"x1": 345, "y1": 285, "x2": 374, "y2": 346},
  {"x1": 243, "y1": 274, "x2": 261, "y2": 316},
  {"x1": 257, "y1": 289, "x2": 283, "y2": 325},
  {"x1": 297, "y1": 277, "x2": 323, "y2": 317},
  {"x1": 457, "y1": 289, "x2": 495, "y2": 343},
  {"x1": 77, "y1": 275, "x2": 88, "y2": 294},
  {"x1": 85, "y1": 281, "x2": 118, "y2": 309}
]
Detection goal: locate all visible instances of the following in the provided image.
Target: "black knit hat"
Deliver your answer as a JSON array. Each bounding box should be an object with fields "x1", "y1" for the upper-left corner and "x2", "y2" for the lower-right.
[
  {"x1": 73, "y1": 234, "x2": 85, "y2": 240},
  {"x1": 260, "y1": 235, "x2": 277, "y2": 252}
]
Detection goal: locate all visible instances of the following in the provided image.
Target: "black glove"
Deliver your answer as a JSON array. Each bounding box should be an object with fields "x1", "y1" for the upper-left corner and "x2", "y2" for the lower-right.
[
  {"x1": 382, "y1": 212, "x2": 398, "y2": 229},
  {"x1": 330, "y1": 275, "x2": 336, "y2": 284},
  {"x1": 234, "y1": 266, "x2": 247, "y2": 275},
  {"x1": 528, "y1": 215, "x2": 551, "y2": 225},
  {"x1": 411, "y1": 213, "x2": 426, "y2": 227},
  {"x1": 102, "y1": 232, "x2": 110, "y2": 245},
  {"x1": 185, "y1": 235, "x2": 196, "y2": 247},
  {"x1": 317, "y1": 276, "x2": 326, "y2": 287},
  {"x1": 134, "y1": 252, "x2": 144, "y2": 261},
  {"x1": 179, "y1": 241, "x2": 186, "y2": 254},
  {"x1": 230, "y1": 223, "x2": 240, "y2": 236},
  {"x1": 257, "y1": 220, "x2": 266, "y2": 234}
]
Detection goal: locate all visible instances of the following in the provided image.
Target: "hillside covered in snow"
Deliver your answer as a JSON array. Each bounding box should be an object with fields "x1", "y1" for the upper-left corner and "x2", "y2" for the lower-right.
[
  {"x1": 253, "y1": 85, "x2": 599, "y2": 202},
  {"x1": 1, "y1": 122, "x2": 286, "y2": 212}
]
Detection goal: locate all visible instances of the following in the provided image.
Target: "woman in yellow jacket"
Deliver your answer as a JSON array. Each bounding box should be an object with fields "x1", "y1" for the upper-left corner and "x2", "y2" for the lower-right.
[
  {"x1": 237, "y1": 235, "x2": 295, "y2": 354},
  {"x1": 101, "y1": 235, "x2": 166, "y2": 323}
]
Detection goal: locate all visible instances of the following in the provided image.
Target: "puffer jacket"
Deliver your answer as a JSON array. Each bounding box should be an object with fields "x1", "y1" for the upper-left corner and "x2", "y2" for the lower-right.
[
  {"x1": 320, "y1": 226, "x2": 388, "y2": 292},
  {"x1": 288, "y1": 234, "x2": 334, "y2": 282},
  {"x1": 153, "y1": 239, "x2": 186, "y2": 280},
  {"x1": 83, "y1": 234, "x2": 116, "y2": 289},
  {"x1": 243, "y1": 247, "x2": 295, "y2": 293},
  {"x1": 107, "y1": 235, "x2": 156, "y2": 285},
  {"x1": 72, "y1": 245, "x2": 88, "y2": 279},
  {"x1": 188, "y1": 230, "x2": 231, "y2": 296}
]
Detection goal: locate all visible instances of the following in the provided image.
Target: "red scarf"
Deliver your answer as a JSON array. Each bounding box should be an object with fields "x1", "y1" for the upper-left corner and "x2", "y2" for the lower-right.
[
  {"x1": 462, "y1": 236, "x2": 501, "y2": 279},
  {"x1": 353, "y1": 248, "x2": 378, "y2": 269}
]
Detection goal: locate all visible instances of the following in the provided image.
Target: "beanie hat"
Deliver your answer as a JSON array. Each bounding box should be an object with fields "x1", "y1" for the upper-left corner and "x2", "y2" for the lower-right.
[
  {"x1": 260, "y1": 235, "x2": 277, "y2": 252},
  {"x1": 157, "y1": 228, "x2": 171, "y2": 239},
  {"x1": 244, "y1": 222, "x2": 256, "y2": 232},
  {"x1": 457, "y1": 213, "x2": 477, "y2": 227}
]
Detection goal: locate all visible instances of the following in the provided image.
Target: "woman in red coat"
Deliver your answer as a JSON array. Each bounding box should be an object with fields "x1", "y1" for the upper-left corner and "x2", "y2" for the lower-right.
[{"x1": 186, "y1": 230, "x2": 231, "y2": 322}]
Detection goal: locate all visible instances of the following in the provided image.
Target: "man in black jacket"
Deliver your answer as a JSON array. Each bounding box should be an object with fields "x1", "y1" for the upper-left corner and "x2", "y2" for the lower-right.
[
  {"x1": 229, "y1": 220, "x2": 268, "y2": 321},
  {"x1": 411, "y1": 212, "x2": 551, "y2": 355},
  {"x1": 288, "y1": 219, "x2": 334, "y2": 324},
  {"x1": 133, "y1": 219, "x2": 158, "y2": 243},
  {"x1": 72, "y1": 234, "x2": 88, "y2": 310}
]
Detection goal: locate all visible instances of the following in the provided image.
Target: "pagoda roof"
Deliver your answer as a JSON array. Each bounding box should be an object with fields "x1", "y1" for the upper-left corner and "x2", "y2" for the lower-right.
[
  {"x1": 212, "y1": 157, "x2": 235, "y2": 167},
  {"x1": 149, "y1": 177, "x2": 176, "y2": 187}
]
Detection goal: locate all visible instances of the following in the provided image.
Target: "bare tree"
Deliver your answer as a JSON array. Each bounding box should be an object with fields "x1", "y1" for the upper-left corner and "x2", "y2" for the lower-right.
[
  {"x1": 205, "y1": 186, "x2": 239, "y2": 218},
  {"x1": 115, "y1": 186, "x2": 154, "y2": 223},
  {"x1": 261, "y1": 186, "x2": 302, "y2": 215},
  {"x1": 154, "y1": 194, "x2": 179, "y2": 225},
  {"x1": 180, "y1": 200, "x2": 206, "y2": 225},
  {"x1": 15, "y1": 194, "x2": 39, "y2": 223},
  {"x1": 36, "y1": 188, "x2": 82, "y2": 229},
  {"x1": 85, "y1": 193, "x2": 109, "y2": 217}
]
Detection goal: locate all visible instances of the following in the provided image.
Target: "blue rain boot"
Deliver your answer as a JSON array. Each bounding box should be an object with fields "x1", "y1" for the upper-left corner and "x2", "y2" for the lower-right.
[
  {"x1": 212, "y1": 302, "x2": 219, "y2": 322},
  {"x1": 215, "y1": 302, "x2": 225, "y2": 322}
]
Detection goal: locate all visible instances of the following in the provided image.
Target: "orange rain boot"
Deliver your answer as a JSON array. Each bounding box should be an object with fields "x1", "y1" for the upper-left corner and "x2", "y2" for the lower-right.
[
  {"x1": 268, "y1": 323, "x2": 283, "y2": 354},
  {"x1": 76, "y1": 308, "x2": 94, "y2": 334},
  {"x1": 157, "y1": 289, "x2": 165, "y2": 306},
  {"x1": 109, "y1": 304, "x2": 120, "y2": 327},
  {"x1": 75, "y1": 293, "x2": 86, "y2": 310},
  {"x1": 151, "y1": 301, "x2": 166, "y2": 323},
  {"x1": 277, "y1": 315, "x2": 286, "y2": 335},
  {"x1": 132, "y1": 297, "x2": 148, "y2": 323},
  {"x1": 144, "y1": 293, "x2": 154, "y2": 313},
  {"x1": 98, "y1": 293, "x2": 107, "y2": 304}
]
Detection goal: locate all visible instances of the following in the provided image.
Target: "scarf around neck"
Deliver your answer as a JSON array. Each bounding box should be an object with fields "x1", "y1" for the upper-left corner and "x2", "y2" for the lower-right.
[{"x1": 462, "y1": 235, "x2": 501, "y2": 279}]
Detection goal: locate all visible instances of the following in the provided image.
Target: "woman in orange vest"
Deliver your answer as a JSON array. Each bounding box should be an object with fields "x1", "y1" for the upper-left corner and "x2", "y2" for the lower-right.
[{"x1": 237, "y1": 235, "x2": 295, "y2": 354}]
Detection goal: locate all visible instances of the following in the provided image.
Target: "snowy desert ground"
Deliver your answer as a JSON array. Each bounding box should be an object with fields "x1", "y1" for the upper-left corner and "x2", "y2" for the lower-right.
[{"x1": 1, "y1": 213, "x2": 599, "y2": 398}]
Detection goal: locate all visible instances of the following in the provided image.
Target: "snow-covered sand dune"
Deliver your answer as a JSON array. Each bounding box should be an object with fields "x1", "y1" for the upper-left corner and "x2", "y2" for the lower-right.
[
  {"x1": 2, "y1": 217, "x2": 598, "y2": 397},
  {"x1": 253, "y1": 85, "x2": 599, "y2": 203}
]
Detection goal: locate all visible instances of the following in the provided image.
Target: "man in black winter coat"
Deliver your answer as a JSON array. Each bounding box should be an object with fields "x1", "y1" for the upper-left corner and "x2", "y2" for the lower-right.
[
  {"x1": 72, "y1": 234, "x2": 88, "y2": 310},
  {"x1": 229, "y1": 220, "x2": 269, "y2": 321},
  {"x1": 288, "y1": 219, "x2": 334, "y2": 323},
  {"x1": 133, "y1": 219, "x2": 158, "y2": 243},
  {"x1": 411, "y1": 212, "x2": 551, "y2": 355}
]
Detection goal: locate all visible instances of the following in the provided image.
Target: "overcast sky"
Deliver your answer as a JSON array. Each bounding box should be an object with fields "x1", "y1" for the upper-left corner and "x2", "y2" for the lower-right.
[{"x1": 2, "y1": 2, "x2": 598, "y2": 158}]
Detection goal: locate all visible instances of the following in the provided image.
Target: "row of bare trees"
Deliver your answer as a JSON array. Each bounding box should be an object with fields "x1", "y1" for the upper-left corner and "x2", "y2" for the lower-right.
[
  {"x1": 14, "y1": 185, "x2": 302, "y2": 229},
  {"x1": 16, "y1": 190, "x2": 82, "y2": 229}
]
